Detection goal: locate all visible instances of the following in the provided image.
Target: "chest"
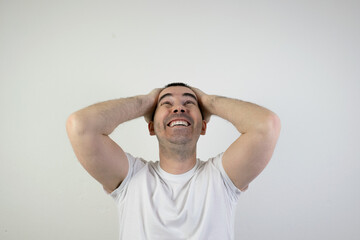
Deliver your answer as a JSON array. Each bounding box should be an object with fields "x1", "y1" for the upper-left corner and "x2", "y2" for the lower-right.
[{"x1": 118, "y1": 166, "x2": 234, "y2": 239}]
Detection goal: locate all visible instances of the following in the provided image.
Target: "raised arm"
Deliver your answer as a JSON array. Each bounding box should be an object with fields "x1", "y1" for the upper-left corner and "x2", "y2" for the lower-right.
[
  {"x1": 192, "y1": 88, "x2": 281, "y2": 191},
  {"x1": 66, "y1": 89, "x2": 161, "y2": 193}
]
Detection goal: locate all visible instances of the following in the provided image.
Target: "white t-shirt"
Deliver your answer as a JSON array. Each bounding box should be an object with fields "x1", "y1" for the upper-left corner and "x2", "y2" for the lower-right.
[{"x1": 110, "y1": 152, "x2": 243, "y2": 240}]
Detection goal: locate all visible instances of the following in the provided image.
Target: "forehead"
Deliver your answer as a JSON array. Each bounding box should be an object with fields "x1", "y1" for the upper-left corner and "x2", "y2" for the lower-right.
[{"x1": 158, "y1": 86, "x2": 197, "y2": 101}]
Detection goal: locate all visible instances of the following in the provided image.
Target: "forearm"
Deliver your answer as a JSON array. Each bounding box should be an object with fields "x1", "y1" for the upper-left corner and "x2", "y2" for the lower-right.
[
  {"x1": 68, "y1": 95, "x2": 154, "y2": 136},
  {"x1": 203, "y1": 95, "x2": 278, "y2": 134}
]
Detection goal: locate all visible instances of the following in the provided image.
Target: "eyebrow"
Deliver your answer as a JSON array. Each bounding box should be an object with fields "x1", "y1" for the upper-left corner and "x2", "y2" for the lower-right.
[{"x1": 158, "y1": 92, "x2": 198, "y2": 103}]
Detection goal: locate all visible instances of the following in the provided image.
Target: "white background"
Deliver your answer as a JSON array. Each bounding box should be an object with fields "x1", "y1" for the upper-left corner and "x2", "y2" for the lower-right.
[{"x1": 1, "y1": 0, "x2": 359, "y2": 239}]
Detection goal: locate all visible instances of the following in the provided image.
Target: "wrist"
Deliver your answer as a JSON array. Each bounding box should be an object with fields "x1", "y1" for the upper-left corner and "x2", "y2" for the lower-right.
[
  {"x1": 142, "y1": 96, "x2": 158, "y2": 123},
  {"x1": 197, "y1": 94, "x2": 215, "y2": 123},
  {"x1": 202, "y1": 94, "x2": 216, "y2": 113}
]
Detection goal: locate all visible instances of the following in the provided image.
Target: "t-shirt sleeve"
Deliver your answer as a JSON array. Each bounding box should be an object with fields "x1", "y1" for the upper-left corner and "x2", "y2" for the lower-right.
[
  {"x1": 212, "y1": 152, "x2": 243, "y2": 202},
  {"x1": 108, "y1": 152, "x2": 146, "y2": 201}
]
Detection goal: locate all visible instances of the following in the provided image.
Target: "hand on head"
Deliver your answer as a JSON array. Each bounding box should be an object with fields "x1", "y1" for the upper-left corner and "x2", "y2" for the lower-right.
[
  {"x1": 144, "y1": 84, "x2": 212, "y2": 124},
  {"x1": 144, "y1": 88, "x2": 163, "y2": 123},
  {"x1": 190, "y1": 87, "x2": 212, "y2": 123}
]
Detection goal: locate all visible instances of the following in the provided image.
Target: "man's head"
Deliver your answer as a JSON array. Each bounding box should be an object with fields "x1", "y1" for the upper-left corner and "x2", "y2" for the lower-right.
[
  {"x1": 150, "y1": 83, "x2": 204, "y2": 121},
  {"x1": 148, "y1": 83, "x2": 207, "y2": 147}
]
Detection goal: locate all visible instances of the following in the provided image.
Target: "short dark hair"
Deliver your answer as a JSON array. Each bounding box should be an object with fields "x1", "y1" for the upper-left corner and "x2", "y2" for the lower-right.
[
  {"x1": 164, "y1": 82, "x2": 191, "y2": 88},
  {"x1": 151, "y1": 82, "x2": 204, "y2": 121}
]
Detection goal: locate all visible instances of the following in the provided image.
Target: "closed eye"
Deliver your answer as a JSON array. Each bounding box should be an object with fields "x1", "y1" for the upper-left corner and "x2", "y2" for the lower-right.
[
  {"x1": 184, "y1": 100, "x2": 196, "y2": 105},
  {"x1": 161, "y1": 101, "x2": 173, "y2": 106}
]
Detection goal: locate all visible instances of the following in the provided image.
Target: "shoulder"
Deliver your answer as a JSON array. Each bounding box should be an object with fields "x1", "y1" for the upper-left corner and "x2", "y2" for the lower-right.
[
  {"x1": 109, "y1": 153, "x2": 148, "y2": 198},
  {"x1": 194, "y1": 153, "x2": 242, "y2": 201},
  {"x1": 125, "y1": 152, "x2": 147, "y2": 167},
  {"x1": 206, "y1": 153, "x2": 243, "y2": 192},
  {"x1": 194, "y1": 153, "x2": 224, "y2": 176},
  {"x1": 200, "y1": 153, "x2": 224, "y2": 171},
  {"x1": 208, "y1": 152, "x2": 224, "y2": 165}
]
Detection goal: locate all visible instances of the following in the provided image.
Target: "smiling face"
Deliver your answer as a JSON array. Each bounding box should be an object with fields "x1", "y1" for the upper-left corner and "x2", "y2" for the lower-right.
[{"x1": 149, "y1": 86, "x2": 206, "y2": 147}]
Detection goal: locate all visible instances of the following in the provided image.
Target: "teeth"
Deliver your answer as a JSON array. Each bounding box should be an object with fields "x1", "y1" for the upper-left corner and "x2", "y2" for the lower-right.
[{"x1": 169, "y1": 120, "x2": 189, "y2": 127}]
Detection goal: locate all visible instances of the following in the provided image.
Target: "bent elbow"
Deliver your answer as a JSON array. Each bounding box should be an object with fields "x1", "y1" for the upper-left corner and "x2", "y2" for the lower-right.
[
  {"x1": 269, "y1": 113, "x2": 281, "y2": 132},
  {"x1": 260, "y1": 113, "x2": 281, "y2": 136},
  {"x1": 66, "y1": 113, "x2": 88, "y2": 136}
]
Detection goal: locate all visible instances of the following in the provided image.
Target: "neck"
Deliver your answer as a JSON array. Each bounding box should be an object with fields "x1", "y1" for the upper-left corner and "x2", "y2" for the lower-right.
[{"x1": 158, "y1": 143, "x2": 197, "y2": 174}]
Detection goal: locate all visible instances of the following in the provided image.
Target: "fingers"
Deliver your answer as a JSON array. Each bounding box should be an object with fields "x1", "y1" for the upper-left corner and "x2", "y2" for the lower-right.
[
  {"x1": 144, "y1": 88, "x2": 163, "y2": 123},
  {"x1": 149, "y1": 88, "x2": 163, "y2": 100},
  {"x1": 190, "y1": 86, "x2": 203, "y2": 97},
  {"x1": 189, "y1": 87, "x2": 212, "y2": 123}
]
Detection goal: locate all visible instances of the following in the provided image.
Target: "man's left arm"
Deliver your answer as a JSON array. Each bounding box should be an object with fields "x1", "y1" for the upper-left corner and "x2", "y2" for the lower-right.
[{"x1": 192, "y1": 88, "x2": 281, "y2": 191}]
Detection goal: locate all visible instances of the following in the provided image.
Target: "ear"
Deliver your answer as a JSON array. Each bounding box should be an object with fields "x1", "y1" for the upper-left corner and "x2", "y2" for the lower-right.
[
  {"x1": 200, "y1": 120, "x2": 207, "y2": 135},
  {"x1": 148, "y1": 121, "x2": 156, "y2": 136}
]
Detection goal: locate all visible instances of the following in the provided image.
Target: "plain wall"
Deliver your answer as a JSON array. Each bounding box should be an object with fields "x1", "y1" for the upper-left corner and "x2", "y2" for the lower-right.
[{"x1": 1, "y1": 0, "x2": 359, "y2": 239}]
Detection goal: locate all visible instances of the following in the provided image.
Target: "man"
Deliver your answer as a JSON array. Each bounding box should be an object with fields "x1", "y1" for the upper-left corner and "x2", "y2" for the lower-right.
[{"x1": 66, "y1": 82, "x2": 281, "y2": 239}]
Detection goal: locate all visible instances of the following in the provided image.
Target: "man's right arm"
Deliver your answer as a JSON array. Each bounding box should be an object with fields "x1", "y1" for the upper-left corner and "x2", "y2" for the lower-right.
[{"x1": 66, "y1": 89, "x2": 161, "y2": 193}]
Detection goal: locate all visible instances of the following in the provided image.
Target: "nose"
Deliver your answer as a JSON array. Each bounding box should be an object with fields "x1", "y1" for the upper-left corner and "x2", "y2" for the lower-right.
[{"x1": 173, "y1": 106, "x2": 185, "y2": 113}]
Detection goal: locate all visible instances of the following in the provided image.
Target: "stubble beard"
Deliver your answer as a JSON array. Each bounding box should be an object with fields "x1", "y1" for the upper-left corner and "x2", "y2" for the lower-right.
[
  {"x1": 158, "y1": 138, "x2": 198, "y2": 161},
  {"x1": 156, "y1": 127, "x2": 200, "y2": 160}
]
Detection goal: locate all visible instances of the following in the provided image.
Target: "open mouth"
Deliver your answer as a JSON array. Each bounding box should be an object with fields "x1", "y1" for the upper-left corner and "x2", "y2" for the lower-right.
[{"x1": 167, "y1": 120, "x2": 191, "y2": 127}]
